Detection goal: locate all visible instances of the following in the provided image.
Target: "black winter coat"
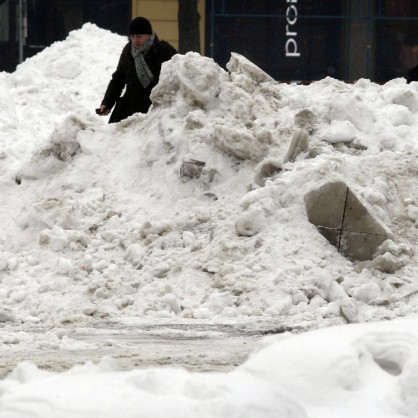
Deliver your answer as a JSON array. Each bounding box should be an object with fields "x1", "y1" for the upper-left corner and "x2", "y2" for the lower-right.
[{"x1": 102, "y1": 36, "x2": 177, "y2": 123}]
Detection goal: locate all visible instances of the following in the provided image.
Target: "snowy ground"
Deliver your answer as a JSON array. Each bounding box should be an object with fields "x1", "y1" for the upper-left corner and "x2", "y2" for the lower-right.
[{"x1": 0, "y1": 23, "x2": 418, "y2": 417}]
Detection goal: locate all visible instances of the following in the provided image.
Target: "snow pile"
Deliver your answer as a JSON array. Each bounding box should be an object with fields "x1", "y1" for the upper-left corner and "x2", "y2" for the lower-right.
[
  {"x1": 0, "y1": 23, "x2": 126, "y2": 174},
  {"x1": 0, "y1": 24, "x2": 418, "y2": 332}
]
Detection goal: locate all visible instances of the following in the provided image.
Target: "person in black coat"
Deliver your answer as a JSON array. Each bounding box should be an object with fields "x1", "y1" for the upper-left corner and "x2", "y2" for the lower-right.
[{"x1": 98, "y1": 17, "x2": 177, "y2": 123}]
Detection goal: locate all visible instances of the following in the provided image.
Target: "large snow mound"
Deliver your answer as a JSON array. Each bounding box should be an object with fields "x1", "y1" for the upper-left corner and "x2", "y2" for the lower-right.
[{"x1": 0, "y1": 23, "x2": 418, "y2": 334}]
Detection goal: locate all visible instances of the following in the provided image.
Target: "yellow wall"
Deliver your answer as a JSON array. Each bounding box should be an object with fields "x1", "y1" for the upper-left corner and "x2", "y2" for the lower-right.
[{"x1": 132, "y1": 0, "x2": 205, "y2": 53}]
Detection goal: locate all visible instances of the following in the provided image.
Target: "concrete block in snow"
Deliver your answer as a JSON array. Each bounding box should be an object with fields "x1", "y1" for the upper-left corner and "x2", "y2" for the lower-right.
[{"x1": 304, "y1": 180, "x2": 391, "y2": 261}]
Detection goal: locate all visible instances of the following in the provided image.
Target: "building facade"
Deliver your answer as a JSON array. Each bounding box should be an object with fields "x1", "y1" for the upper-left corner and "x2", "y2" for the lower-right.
[
  {"x1": 0, "y1": 0, "x2": 132, "y2": 72},
  {"x1": 0, "y1": 0, "x2": 205, "y2": 72},
  {"x1": 1, "y1": 0, "x2": 417, "y2": 83},
  {"x1": 132, "y1": 0, "x2": 206, "y2": 52},
  {"x1": 206, "y1": 0, "x2": 418, "y2": 82}
]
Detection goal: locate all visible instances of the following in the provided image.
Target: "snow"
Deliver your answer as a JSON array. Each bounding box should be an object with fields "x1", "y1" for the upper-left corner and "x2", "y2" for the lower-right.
[
  {"x1": 1, "y1": 320, "x2": 418, "y2": 417},
  {"x1": 0, "y1": 22, "x2": 418, "y2": 417}
]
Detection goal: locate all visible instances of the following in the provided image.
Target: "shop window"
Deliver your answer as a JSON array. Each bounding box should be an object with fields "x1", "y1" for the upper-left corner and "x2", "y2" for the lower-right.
[{"x1": 0, "y1": 0, "x2": 8, "y2": 41}]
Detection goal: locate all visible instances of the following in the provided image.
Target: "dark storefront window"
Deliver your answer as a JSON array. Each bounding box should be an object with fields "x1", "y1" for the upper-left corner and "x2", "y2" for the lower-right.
[
  {"x1": 0, "y1": 0, "x2": 9, "y2": 41},
  {"x1": 25, "y1": 0, "x2": 131, "y2": 59},
  {"x1": 83, "y1": 0, "x2": 131, "y2": 37},
  {"x1": 207, "y1": 0, "x2": 346, "y2": 81},
  {"x1": 26, "y1": 0, "x2": 83, "y2": 58},
  {"x1": 207, "y1": 0, "x2": 418, "y2": 82},
  {"x1": 375, "y1": 0, "x2": 418, "y2": 81},
  {"x1": 0, "y1": 0, "x2": 14, "y2": 71},
  {"x1": 0, "y1": 0, "x2": 131, "y2": 72}
]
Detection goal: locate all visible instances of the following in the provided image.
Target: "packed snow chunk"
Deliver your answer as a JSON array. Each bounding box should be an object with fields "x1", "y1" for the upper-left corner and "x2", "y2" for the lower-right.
[
  {"x1": 294, "y1": 109, "x2": 318, "y2": 133},
  {"x1": 226, "y1": 52, "x2": 275, "y2": 84},
  {"x1": 328, "y1": 95, "x2": 377, "y2": 132},
  {"x1": 16, "y1": 115, "x2": 90, "y2": 182},
  {"x1": 179, "y1": 159, "x2": 206, "y2": 182},
  {"x1": 213, "y1": 124, "x2": 268, "y2": 161},
  {"x1": 236, "y1": 210, "x2": 265, "y2": 237},
  {"x1": 162, "y1": 293, "x2": 182, "y2": 314},
  {"x1": 124, "y1": 244, "x2": 147, "y2": 268},
  {"x1": 322, "y1": 120, "x2": 357, "y2": 143},
  {"x1": 56, "y1": 257, "x2": 73, "y2": 275},
  {"x1": 383, "y1": 85, "x2": 418, "y2": 112},
  {"x1": 368, "y1": 253, "x2": 405, "y2": 274},
  {"x1": 348, "y1": 282, "x2": 383, "y2": 303},
  {"x1": 140, "y1": 221, "x2": 172, "y2": 239},
  {"x1": 192, "y1": 307, "x2": 211, "y2": 319},
  {"x1": 253, "y1": 158, "x2": 283, "y2": 187},
  {"x1": 201, "y1": 291, "x2": 236, "y2": 315},
  {"x1": 39, "y1": 227, "x2": 89, "y2": 251},
  {"x1": 182, "y1": 231, "x2": 196, "y2": 247},
  {"x1": 327, "y1": 281, "x2": 349, "y2": 302},
  {"x1": 152, "y1": 262, "x2": 171, "y2": 279},
  {"x1": 47, "y1": 115, "x2": 89, "y2": 160},
  {"x1": 254, "y1": 128, "x2": 309, "y2": 186},
  {"x1": 179, "y1": 160, "x2": 217, "y2": 186},
  {"x1": 283, "y1": 128, "x2": 310, "y2": 163},
  {"x1": 363, "y1": 239, "x2": 413, "y2": 273},
  {"x1": 381, "y1": 104, "x2": 413, "y2": 127},
  {"x1": 30, "y1": 195, "x2": 82, "y2": 230},
  {"x1": 151, "y1": 52, "x2": 229, "y2": 111},
  {"x1": 39, "y1": 226, "x2": 69, "y2": 251},
  {"x1": 265, "y1": 293, "x2": 293, "y2": 315}
]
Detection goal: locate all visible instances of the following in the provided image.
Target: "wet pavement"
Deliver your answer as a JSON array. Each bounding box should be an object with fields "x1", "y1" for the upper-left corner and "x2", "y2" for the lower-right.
[{"x1": 0, "y1": 320, "x2": 304, "y2": 377}]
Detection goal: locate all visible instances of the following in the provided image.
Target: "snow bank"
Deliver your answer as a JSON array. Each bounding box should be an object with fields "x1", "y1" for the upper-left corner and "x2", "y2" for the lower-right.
[{"x1": 0, "y1": 23, "x2": 418, "y2": 338}]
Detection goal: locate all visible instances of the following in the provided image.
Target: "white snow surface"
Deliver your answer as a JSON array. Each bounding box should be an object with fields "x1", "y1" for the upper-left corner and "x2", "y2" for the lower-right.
[{"x1": 0, "y1": 23, "x2": 418, "y2": 417}]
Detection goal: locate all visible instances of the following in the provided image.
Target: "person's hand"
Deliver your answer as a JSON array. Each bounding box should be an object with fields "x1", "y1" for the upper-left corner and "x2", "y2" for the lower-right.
[{"x1": 96, "y1": 105, "x2": 110, "y2": 115}]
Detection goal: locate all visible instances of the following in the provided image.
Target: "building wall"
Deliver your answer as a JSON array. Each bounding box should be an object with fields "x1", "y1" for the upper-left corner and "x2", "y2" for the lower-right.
[
  {"x1": 206, "y1": 0, "x2": 418, "y2": 82},
  {"x1": 132, "y1": 0, "x2": 205, "y2": 53}
]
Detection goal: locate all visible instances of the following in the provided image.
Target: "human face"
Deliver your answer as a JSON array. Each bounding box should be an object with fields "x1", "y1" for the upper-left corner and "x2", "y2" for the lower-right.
[{"x1": 130, "y1": 34, "x2": 152, "y2": 48}]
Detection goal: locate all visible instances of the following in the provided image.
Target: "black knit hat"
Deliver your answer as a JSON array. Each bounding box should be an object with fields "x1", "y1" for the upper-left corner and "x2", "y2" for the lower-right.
[{"x1": 129, "y1": 17, "x2": 153, "y2": 35}]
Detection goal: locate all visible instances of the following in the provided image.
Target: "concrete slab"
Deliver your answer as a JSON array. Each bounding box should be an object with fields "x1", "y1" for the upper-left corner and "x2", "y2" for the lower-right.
[
  {"x1": 304, "y1": 181, "x2": 347, "y2": 229},
  {"x1": 304, "y1": 180, "x2": 391, "y2": 261},
  {"x1": 317, "y1": 227, "x2": 340, "y2": 248},
  {"x1": 340, "y1": 231, "x2": 388, "y2": 261},
  {"x1": 343, "y1": 189, "x2": 388, "y2": 235}
]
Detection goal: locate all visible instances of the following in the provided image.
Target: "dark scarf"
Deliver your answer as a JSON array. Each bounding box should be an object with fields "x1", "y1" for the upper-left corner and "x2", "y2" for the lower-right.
[{"x1": 131, "y1": 33, "x2": 156, "y2": 88}]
